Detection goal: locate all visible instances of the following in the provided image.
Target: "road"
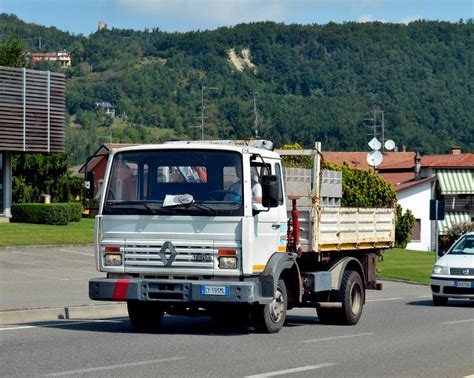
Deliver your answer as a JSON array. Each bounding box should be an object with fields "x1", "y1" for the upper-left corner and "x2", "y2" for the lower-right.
[{"x1": 1, "y1": 281, "x2": 473, "y2": 377}]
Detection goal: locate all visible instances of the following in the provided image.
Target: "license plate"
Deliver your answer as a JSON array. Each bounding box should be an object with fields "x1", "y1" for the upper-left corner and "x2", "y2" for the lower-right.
[
  {"x1": 455, "y1": 281, "x2": 471, "y2": 288},
  {"x1": 200, "y1": 285, "x2": 229, "y2": 296}
]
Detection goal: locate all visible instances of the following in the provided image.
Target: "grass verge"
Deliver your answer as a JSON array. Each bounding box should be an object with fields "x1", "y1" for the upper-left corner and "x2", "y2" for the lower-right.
[
  {"x1": 0, "y1": 218, "x2": 94, "y2": 246},
  {"x1": 378, "y1": 248, "x2": 435, "y2": 285}
]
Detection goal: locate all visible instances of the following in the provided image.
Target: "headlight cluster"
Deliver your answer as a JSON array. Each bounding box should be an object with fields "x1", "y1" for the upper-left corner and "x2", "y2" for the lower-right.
[
  {"x1": 104, "y1": 246, "x2": 122, "y2": 266},
  {"x1": 218, "y1": 249, "x2": 238, "y2": 269},
  {"x1": 432, "y1": 265, "x2": 449, "y2": 275}
]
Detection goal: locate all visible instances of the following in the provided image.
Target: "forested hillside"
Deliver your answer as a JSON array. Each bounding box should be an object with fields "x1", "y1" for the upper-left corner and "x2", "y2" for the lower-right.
[{"x1": 1, "y1": 14, "x2": 473, "y2": 163}]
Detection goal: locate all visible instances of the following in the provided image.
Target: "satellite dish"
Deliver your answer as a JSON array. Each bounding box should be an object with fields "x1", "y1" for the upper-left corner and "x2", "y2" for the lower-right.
[
  {"x1": 385, "y1": 139, "x2": 396, "y2": 151},
  {"x1": 368, "y1": 137, "x2": 382, "y2": 151},
  {"x1": 367, "y1": 150, "x2": 383, "y2": 167}
]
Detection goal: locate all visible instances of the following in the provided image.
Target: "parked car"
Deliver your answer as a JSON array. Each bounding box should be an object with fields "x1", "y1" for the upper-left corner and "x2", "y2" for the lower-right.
[{"x1": 431, "y1": 232, "x2": 474, "y2": 305}]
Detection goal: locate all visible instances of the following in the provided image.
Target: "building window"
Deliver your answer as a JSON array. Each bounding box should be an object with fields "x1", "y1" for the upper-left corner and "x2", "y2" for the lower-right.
[{"x1": 411, "y1": 219, "x2": 421, "y2": 241}]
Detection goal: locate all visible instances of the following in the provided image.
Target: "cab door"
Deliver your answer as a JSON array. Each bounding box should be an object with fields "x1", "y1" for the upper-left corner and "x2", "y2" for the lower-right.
[{"x1": 250, "y1": 159, "x2": 287, "y2": 274}]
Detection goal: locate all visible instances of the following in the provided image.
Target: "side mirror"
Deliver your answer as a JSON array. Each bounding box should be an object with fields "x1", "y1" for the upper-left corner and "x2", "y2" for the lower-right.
[
  {"x1": 437, "y1": 249, "x2": 446, "y2": 258},
  {"x1": 261, "y1": 175, "x2": 279, "y2": 208}
]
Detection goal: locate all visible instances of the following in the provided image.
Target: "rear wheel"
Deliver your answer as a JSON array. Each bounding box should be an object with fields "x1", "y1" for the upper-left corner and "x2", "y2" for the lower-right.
[
  {"x1": 127, "y1": 301, "x2": 164, "y2": 332},
  {"x1": 252, "y1": 279, "x2": 287, "y2": 333},
  {"x1": 432, "y1": 295, "x2": 448, "y2": 306},
  {"x1": 333, "y1": 270, "x2": 364, "y2": 325}
]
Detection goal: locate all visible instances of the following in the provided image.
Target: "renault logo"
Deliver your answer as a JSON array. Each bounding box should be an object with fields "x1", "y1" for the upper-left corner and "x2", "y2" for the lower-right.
[
  {"x1": 463, "y1": 269, "x2": 470, "y2": 275},
  {"x1": 158, "y1": 241, "x2": 177, "y2": 266}
]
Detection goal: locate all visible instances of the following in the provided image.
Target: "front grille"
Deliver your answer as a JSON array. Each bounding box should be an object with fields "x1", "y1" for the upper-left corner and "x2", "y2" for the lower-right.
[
  {"x1": 443, "y1": 286, "x2": 474, "y2": 295},
  {"x1": 450, "y1": 268, "x2": 474, "y2": 276},
  {"x1": 124, "y1": 240, "x2": 214, "y2": 271}
]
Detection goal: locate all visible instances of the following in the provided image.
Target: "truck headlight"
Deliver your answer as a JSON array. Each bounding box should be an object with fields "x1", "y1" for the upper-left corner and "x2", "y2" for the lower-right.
[
  {"x1": 219, "y1": 256, "x2": 237, "y2": 269},
  {"x1": 432, "y1": 265, "x2": 449, "y2": 275},
  {"x1": 105, "y1": 254, "x2": 122, "y2": 266}
]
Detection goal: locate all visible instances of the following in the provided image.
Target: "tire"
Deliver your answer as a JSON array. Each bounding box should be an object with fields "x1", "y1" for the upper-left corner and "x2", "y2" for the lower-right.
[
  {"x1": 432, "y1": 295, "x2": 448, "y2": 306},
  {"x1": 127, "y1": 301, "x2": 164, "y2": 332},
  {"x1": 333, "y1": 270, "x2": 364, "y2": 325},
  {"x1": 252, "y1": 279, "x2": 287, "y2": 333}
]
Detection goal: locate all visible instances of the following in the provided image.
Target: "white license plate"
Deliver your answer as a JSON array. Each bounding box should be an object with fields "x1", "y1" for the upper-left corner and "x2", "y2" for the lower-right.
[
  {"x1": 200, "y1": 285, "x2": 229, "y2": 296},
  {"x1": 455, "y1": 281, "x2": 471, "y2": 288}
]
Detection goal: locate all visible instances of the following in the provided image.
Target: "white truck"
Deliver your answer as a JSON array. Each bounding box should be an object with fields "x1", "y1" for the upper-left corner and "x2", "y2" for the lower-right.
[{"x1": 88, "y1": 140, "x2": 395, "y2": 333}]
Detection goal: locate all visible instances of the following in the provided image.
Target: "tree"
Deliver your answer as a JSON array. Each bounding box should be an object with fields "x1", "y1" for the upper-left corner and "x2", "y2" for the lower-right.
[
  {"x1": 0, "y1": 35, "x2": 29, "y2": 68},
  {"x1": 12, "y1": 154, "x2": 83, "y2": 203}
]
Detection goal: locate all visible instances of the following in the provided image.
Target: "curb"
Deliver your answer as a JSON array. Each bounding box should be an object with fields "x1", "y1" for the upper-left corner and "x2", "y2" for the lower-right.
[
  {"x1": 0, "y1": 304, "x2": 127, "y2": 325},
  {"x1": 0, "y1": 243, "x2": 94, "y2": 251}
]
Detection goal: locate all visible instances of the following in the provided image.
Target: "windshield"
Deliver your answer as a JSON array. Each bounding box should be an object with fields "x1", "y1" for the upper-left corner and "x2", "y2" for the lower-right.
[
  {"x1": 449, "y1": 234, "x2": 474, "y2": 255},
  {"x1": 103, "y1": 149, "x2": 243, "y2": 216}
]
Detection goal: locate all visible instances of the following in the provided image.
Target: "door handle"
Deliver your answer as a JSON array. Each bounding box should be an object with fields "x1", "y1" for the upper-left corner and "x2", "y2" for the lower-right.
[{"x1": 272, "y1": 224, "x2": 281, "y2": 229}]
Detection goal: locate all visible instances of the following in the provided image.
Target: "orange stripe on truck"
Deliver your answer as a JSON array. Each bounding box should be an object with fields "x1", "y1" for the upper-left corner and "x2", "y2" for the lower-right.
[{"x1": 252, "y1": 265, "x2": 265, "y2": 272}]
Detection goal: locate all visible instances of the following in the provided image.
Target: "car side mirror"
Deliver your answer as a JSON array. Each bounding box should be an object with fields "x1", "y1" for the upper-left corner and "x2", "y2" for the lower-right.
[
  {"x1": 261, "y1": 175, "x2": 279, "y2": 208},
  {"x1": 437, "y1": 249, "x2": 446, "y2": 257}
]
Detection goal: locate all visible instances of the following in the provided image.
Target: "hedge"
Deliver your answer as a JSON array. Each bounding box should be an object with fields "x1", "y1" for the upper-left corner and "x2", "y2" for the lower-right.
[{"x1": 11, "y1": 203, "x2": 83, "y2": 225}]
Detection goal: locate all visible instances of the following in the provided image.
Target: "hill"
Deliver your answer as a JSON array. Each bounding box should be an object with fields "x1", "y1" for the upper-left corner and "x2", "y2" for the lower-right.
[{"x1": 1, "y1": 14, "x2": 473, "y2": 163}]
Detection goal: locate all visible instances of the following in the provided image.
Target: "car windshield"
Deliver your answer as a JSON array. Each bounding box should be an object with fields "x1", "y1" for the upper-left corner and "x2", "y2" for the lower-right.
[
  {"x1": 103, "y1": 149, "x2": 243, "y2": 216},
  {"x1": 449, "y1": 234, "x2": 474, "y2": 255}
]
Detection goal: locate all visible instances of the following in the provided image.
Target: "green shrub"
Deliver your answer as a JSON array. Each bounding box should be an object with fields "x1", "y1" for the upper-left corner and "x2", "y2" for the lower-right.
[
  {"x1": 67, "y1": 202, "x2": 83, "y2": 222},
  {"x1": 395, "y1": 204, "x2": 416, "y2": 248},
  {"x1": 12, "y1": 203, "x2": 71, "y2": 225}
]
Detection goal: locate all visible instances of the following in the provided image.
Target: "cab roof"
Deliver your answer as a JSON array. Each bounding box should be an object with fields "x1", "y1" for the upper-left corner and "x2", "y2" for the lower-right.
[{"x1": 108, "y1": 140, "x2": 280, "y2": 159}]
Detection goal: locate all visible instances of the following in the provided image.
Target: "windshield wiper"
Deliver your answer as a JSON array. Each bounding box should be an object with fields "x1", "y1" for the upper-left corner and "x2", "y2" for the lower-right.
[
  {"x1": 164, "y1": 201, "x2": 217, "y2": 215},
  {"x1": 105, "y1": 201, "x2": 176, "y2": 215}
]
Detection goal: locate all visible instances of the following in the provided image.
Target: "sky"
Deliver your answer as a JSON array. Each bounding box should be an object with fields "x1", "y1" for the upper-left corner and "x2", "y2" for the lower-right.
[{"x1": 0, "y1": 0, "x2": 472, "y2": 35}]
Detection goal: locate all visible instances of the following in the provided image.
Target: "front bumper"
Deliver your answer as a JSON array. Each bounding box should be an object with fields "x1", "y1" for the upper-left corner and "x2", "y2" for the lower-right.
[
  {"x1": 430, "y1": 276, "x2": 474, "y2": 299},
  {"x1": 89, "y1": 277, "x2": 273, "y2": 304}
]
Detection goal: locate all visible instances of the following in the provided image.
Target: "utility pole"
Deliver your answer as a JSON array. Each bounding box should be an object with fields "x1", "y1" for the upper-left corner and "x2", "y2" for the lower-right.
[
  {"x1": 252, "y1": 91, "x2": 259, "y2": 138},
  {"x1": 192, "y1": 85, "x2": 217, "y2": 140}
]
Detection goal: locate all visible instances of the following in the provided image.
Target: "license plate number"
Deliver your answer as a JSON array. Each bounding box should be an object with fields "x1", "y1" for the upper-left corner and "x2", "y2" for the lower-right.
[
  {"x1": 455, "y1": 281, "x2": 471, "y2": 288},
  {"x1": 200, "y1": 285, "x2": 229, "y2": 296}
]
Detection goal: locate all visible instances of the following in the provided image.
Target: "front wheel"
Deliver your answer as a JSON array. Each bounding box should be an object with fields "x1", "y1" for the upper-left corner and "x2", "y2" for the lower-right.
[
  {"x1": 252, "y1": 279, "x2": 287, "y2": 333},
  {"x1": 127, "y1": 301, "x2": 164, "y2": 332}
]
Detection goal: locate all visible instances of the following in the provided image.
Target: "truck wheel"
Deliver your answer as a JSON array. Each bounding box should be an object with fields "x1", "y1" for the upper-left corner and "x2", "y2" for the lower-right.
[
  {"x1": 127, "y1": 301, "x2": 164, "y2": 332},
  {"x1": 253, "y1": 279, "x2": 287, "y2": 333},
  {"x1": 432, "y1": 295, "x2": 448, "y2": 306},
  {"x1": 333, "y1": 270, "x2": 364, "y2": 325}
]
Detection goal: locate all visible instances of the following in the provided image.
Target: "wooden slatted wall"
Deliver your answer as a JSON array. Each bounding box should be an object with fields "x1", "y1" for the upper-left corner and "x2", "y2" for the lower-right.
[{"x1": 0, "y1": 65, "x2": 65, "y2": 153}]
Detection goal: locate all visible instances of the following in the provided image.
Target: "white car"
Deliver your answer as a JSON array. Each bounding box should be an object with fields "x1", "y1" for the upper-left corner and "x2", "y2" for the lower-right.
[{"x1": 431, "y1": 231, "x2": 474, "y2": 306}]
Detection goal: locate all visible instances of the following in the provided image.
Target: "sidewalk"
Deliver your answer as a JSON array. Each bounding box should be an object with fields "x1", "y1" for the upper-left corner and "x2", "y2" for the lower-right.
[{"x1": 0, "y1": 244, "x2": 126, "y2": 325}]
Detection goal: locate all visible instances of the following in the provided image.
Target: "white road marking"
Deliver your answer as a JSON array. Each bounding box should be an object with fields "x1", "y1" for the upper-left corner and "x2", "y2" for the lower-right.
[
  {"x1": 463, "y1": 374, "x2": 474, "y2": 378},
  {"x1": 300, "y1": 332, "x2": 374, "y2": 344},
  {"x1": 366, "y1": 297, "x2": 403, "y2": 302},
  {"x1": 59, "y1": 249, "x2": 94, "y2": 257},
  {"x1": 442, "y1": 319, "x2": 474, "y2": 325},
  {"x1": 42, "y1": 357, "x2": 185, "y2": 376},
  {"x1": 245, "y1": 363, "x2": 338, "y2": 378},
  {"x1": 0, "y1": 318, "x2": 128, "y2": 331},
  {"x1": 417, "y1": 295, "x2": 432, "y2": 298}
]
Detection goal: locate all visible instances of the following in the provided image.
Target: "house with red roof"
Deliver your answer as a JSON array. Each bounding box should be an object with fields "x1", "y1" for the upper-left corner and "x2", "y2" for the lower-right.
[{"x1": 324, "y1": 147, "x2": 473, "y2": 251}]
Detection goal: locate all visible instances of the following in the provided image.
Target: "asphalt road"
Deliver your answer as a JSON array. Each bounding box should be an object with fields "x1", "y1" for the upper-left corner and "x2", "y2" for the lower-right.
[
  {"x1": 1, "y1": 281, "x2": 473, "y2": 377},
  {"x1": 0, "y1": 245, "x2": 96, "y2": 310}
]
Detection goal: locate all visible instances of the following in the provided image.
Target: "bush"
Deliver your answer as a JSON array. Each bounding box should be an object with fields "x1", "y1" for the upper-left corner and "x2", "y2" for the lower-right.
[
  {"x1": 440, "y1": 222, "x2": 474, "y2": 252},
  {"x1": 67, "y1": 202, "x2": 83, "y2": 222},
  {"x1": 395, "y1": 204, "x2": 416, "y2": 248},
  {"x1": 11, "y1": 203, "x2": 76, "y2": 225}
]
